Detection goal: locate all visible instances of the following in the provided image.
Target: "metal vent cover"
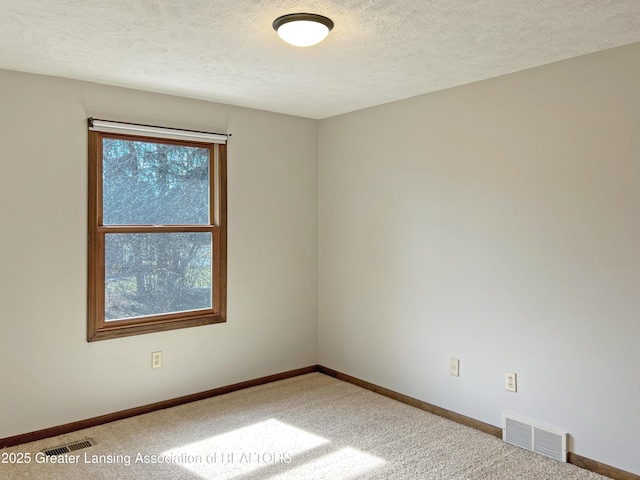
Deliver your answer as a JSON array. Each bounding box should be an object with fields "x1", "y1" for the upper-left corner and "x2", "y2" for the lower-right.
[
  {"x1": 42, "y1": 439, "x2": 95, "y2": 456},
  {"x1": 503, "y1": 414, "x2": 566, "y2": 462}
]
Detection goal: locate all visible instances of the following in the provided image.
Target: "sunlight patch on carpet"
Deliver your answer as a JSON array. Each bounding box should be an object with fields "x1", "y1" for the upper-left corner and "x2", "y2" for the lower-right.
[
  {"x1": 162, "y1": 418, "x2": 330, "y2": 479},
  {"x1": 265, "y1": 447, "x2": 386, "y2": 480}
]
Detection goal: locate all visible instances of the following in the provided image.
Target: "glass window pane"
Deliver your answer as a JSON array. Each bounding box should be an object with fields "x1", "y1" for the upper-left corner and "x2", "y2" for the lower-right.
[
  {"x1": 105, "y1": 232, "x2": 212, "y2": 321},
  {"x1": 102, "y1": 138, "x2": 210, "y2": 225}
]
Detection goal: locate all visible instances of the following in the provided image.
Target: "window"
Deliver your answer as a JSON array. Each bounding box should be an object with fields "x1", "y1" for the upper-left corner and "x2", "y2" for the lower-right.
[{"x1": 87, "y1": 119, "x2": 227, "y2": 341}]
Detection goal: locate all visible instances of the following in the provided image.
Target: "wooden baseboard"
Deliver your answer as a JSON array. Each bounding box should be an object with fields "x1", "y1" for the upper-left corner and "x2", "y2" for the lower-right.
[
  {"x1": 568, "y1": 453, "x2": 640, "y2": 480},
  {"x1": 317, "y1": 365, "x2": 502, "y2": 438},
  {"x1": 318, "y1": 366, "x2": 640, "y2": 480},
  {"x1": 2, "y1": 364, "x2": 637, "y2": 480},
  {"x1": 0, "y1": 365, "x2": 316, "y2": 449}
]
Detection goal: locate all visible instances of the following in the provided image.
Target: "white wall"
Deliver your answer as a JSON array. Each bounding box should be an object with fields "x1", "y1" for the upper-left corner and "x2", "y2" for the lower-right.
[
  {"x1": 318, "y1": 43, "x2": 640, "y2": 474},
  {"x1": 0, "y1": 69, "x2": 318, "y2": 438}
]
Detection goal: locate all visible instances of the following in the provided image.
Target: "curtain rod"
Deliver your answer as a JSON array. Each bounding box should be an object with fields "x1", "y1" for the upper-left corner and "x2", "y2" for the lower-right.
[{"x1": 88, "y1": 117, "x2": 231, "y2": 144}]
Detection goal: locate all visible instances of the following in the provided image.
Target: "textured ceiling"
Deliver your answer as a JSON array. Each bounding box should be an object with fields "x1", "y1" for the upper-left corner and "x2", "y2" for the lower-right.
[{"x1": 1, "y1": 1, "x2": 640, "y2": 119}]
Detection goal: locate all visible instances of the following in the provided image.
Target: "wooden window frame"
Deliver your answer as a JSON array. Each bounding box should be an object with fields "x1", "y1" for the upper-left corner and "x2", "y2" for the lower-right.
[{"x1": 87, "y1": 130, "x2": 227, "y2": 341}]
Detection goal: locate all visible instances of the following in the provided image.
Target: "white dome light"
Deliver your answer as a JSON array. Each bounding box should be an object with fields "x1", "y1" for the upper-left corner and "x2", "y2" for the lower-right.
[{"x1": 273, "y1": 13, "x2": 334, "y2": 47}]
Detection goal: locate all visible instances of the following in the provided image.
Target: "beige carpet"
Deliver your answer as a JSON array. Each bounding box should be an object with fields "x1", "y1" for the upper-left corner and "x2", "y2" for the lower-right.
[{"x1": 1, "y1": 373, "x2": 610, "y2": 479}]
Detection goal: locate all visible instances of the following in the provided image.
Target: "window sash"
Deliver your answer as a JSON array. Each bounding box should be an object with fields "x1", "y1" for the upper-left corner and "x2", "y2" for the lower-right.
[
  {"x1": 95, "y1": 227, "x2": 221, "y2": 328},
  {"x1": 88, "y1": 130, "x2": 227, "y2": 341}
]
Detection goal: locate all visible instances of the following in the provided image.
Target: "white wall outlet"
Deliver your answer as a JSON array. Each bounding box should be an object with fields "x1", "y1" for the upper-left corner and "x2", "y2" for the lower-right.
[
  {"x1": 505, "y1": 372, "x2": 517, "y2": 392},
  {"x1": 152, "y1": 351, "x2": 162, "y2": 369},
  {"x1": 450, "y1": 358, "x2": 460, "y2": 377}
]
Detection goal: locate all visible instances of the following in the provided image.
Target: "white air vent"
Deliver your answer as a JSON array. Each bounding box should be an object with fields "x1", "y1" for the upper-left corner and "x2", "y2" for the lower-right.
[{"x1": 503, "y1": 414, "x2": 566, "y2": 462}]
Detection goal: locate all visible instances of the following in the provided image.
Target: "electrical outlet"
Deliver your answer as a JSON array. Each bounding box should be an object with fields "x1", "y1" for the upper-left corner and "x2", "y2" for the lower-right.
[
  {"x1": 152, "y1": 351, "x2": 162, "y2": 369},
  {"x1": 450, "y1": 358, "x2": 460, "y2": 377},
  {"x1": 505, "y1": 372, "x2": 517, "y2": 392}
]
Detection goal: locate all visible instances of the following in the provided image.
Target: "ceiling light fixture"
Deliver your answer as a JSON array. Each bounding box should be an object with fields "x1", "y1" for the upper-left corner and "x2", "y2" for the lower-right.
[{"x1": 273, "y1": 13, "x2": 334, "y2": 47}]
